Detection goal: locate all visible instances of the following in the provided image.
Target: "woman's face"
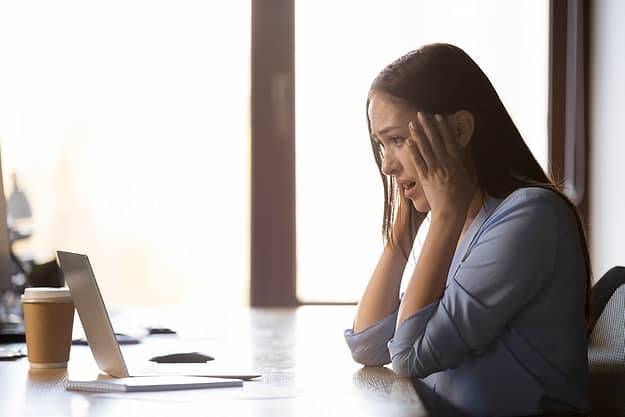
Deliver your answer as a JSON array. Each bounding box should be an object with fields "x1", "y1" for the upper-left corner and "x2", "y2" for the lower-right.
[{"x1": 368, "y1": 91, "x2": 429, "y2": 213}]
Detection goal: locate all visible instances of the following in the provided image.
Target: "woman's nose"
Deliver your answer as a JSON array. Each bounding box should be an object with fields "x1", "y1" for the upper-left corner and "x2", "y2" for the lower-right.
[{"x1": 381, "y1": 154, "x2": 399, "y2": 176}]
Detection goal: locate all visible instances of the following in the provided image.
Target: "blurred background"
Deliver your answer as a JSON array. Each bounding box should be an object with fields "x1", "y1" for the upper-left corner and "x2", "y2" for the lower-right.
[
  {"x1": 0, "y1": 0, "x2": 622, "y2": 311},
  {"x1": 0, "y1": 1, "x2": 251, "y2": 307}
]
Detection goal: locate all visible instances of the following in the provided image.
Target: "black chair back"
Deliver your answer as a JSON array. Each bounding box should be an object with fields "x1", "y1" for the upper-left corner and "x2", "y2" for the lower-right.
[{"x1": 587, "y1": 275, "x2": 625, "y2": 416}]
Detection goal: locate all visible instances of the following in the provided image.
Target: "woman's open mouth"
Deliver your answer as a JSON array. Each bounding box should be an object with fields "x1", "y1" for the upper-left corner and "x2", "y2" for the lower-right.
[{"x1": 402, "y1": 181, "x2": 417, "y2": 198}]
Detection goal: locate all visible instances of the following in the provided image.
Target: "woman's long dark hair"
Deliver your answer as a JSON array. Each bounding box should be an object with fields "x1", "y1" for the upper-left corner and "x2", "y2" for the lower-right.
[{"x1": 366, "y1": 43, "x2": 592, "y2": 330}]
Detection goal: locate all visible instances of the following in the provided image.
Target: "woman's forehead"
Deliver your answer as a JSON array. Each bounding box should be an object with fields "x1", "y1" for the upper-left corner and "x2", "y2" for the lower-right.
[{"x1": 368, "y1": 93, "x2": 414, "y2": 135}]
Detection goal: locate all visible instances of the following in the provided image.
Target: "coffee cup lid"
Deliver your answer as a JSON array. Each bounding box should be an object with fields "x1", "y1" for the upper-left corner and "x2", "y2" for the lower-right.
[{"x1": 21, "y1": 287, "x2": 73, "y2": 303}]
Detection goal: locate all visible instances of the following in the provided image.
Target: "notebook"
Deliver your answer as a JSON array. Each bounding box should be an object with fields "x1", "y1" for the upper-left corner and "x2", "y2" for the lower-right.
[
  {"x1": 65, "y1": 376, "x2": 242, "y2": 393},
  {"x1": 57, "y1": 250, "x2": 260, "y2": 381}
]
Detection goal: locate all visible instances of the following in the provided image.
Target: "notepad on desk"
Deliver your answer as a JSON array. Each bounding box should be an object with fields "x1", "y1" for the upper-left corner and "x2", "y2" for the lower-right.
[{"x1": 64, "y1": 376, "x2": 243, "y2": 393}]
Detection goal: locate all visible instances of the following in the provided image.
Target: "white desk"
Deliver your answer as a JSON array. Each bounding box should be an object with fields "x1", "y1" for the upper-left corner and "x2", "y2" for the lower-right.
[{"x1": 0, "y1": 306, "x2": 428, "y2": 417}]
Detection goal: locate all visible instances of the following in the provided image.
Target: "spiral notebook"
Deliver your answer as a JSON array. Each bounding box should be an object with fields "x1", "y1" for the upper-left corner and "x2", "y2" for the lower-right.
[{"x1": 65, "y1": 376, "x2": 243, "y2": 393}]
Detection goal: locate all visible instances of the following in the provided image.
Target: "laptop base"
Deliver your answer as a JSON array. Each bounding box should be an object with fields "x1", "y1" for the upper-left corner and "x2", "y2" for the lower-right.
[{"x1": 0, "y1": 322, "x2": 25, "y2": 343}]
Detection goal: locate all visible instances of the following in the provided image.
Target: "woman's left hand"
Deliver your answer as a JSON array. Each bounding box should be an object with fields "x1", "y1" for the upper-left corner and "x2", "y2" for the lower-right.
[{"x1": 407, "y1": 112, "x2": 478, "y2": 221}]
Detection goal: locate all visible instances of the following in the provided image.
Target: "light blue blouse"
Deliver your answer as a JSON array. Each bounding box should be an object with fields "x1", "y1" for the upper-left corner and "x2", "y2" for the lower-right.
[{"x1": 345, "y1": 187, "x2": 588, "y2": 417}]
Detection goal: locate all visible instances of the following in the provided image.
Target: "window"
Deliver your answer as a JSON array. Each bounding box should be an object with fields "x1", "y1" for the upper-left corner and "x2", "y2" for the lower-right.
[
  {"x1": 0, "y1": 1, "x2": 250, "y2": 308},
  {"x1": 295, "y1": 0, "x2": 549, "y2": 302}
]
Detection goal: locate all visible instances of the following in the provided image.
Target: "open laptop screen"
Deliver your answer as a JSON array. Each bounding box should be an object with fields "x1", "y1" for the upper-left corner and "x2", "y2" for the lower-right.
[{"x1": 57, "y1": 251, "x2": 129, "y2": 377}]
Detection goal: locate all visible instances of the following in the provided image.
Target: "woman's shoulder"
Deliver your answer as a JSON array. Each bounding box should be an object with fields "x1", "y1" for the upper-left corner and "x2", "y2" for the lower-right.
[
  {"x1": 486, "y1": 186, "x2": 575, "y2": 229},
  {"x1": 498, "y1": 186, "x2": 571, "y2": 214}
]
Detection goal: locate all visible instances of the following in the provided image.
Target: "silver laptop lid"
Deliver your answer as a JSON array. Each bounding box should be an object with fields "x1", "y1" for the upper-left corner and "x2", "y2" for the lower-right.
[{"x1": 57, "y1": 250, "x2": 129, "y2": 377}]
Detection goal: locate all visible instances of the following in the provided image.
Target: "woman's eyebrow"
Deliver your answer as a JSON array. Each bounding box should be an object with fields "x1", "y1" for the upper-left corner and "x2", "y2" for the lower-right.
[{"x1": 373, "y1": 125, "x2": 403, "y2": 138}]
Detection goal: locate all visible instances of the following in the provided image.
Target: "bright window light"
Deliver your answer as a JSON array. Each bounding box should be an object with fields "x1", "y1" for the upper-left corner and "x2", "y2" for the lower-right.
[
  {"x1": 296, "y1": 0, "x2": 548, "y2": 302},
  {"x1": 0, "y1": 1, "x2": 251, "y2": 308}
]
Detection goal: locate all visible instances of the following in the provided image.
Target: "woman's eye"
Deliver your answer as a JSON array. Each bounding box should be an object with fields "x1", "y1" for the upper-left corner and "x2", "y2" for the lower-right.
[{"x1": 390, "y1": 137, "x2": 404, "y2": 146}]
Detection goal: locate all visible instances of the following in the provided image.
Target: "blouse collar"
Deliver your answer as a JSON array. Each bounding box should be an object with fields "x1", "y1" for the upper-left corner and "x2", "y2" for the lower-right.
[{"x1": 447, "y1": 194, "x2": 503, "y2": 281}]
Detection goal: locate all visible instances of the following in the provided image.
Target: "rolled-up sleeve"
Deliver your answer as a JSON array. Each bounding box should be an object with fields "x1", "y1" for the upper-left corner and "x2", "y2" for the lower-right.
[
  {"x1": 344, "y1": 309, "x2": 398, "y2": 366},
  {"x1": 387, "y1": 191, "x2": 560, "y2": 378}
]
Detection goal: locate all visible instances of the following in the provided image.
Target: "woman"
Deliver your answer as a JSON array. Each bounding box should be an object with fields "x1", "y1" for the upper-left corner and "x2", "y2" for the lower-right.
[{"x1": 344, "y1": 44, "x2": 590, "y2": 417}]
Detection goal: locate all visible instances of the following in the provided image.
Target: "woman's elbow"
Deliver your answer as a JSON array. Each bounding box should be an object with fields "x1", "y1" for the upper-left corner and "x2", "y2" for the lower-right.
[
  {"x1": 390, "y1": 350, "x2": 416, "y2": 377},
  {"x1": 391, "y1": 346, "x2": 465, "y2": 378},
  {"x1": 350, "y1": 347, "x2": 391, "y2": 367}
]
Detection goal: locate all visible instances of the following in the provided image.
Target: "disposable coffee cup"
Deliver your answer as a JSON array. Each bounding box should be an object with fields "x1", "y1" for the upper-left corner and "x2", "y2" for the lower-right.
[{"x1": 21, "y1": 287, "x2": 74, "y2": 369}]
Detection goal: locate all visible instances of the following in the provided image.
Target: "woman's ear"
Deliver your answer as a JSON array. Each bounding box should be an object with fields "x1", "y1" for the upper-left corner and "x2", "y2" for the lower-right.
[{"x1": 452, "y1": 110, "x2": 474, "y2": 147}]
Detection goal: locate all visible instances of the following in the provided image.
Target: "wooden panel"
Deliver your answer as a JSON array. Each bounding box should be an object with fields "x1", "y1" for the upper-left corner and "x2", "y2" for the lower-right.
[
  {"x1": 250, "y1": 0, "x2": 297, "y2": 307},
  {"x1": 549, "y1": 0, "x2": 590, "y2": 224},
  {"x1": 0, "y1": 306, "x2": 427, "y2": 417},
  {"x1": 549, "y1": 0, "x2": 567, "y2": 183}
]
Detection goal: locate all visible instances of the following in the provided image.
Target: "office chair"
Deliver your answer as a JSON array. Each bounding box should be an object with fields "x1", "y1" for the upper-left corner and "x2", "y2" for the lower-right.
[
  {"x1": 589, "y1": 266, "x2": 625, "y2": 332},
  {"x1": 587, "y1": 267, "x2": 625, "y2": 417}
]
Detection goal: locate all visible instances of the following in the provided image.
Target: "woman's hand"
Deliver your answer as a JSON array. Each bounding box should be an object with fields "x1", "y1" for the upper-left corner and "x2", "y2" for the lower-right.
[{"x1": 407, "y1": 112, "x2": 477, "y2": 222}]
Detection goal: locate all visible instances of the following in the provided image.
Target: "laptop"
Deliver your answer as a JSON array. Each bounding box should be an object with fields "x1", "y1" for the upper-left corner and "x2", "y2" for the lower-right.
[{"x1": 57, "y1": 250, "x2": 259, "y2": 380}]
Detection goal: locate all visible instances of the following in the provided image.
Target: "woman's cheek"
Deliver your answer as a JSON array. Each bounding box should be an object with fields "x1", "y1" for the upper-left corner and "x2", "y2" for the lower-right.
[{"x1": 411, "y1": 184, "x2": 430, "y2": 212}]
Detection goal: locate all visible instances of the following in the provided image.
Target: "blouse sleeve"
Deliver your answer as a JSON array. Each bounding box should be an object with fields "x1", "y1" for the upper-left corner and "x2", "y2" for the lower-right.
[
  {"x1": 344, "y1": 308, "x2": 398, "y2": 366},
  {"x1": 387, "y1": 191, "x2": 561, "y2": 378}
]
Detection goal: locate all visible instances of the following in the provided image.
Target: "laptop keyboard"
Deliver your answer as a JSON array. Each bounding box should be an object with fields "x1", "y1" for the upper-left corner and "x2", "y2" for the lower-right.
[{"x1": 0, "y1": 322, "x2": 26, "y2": 343}]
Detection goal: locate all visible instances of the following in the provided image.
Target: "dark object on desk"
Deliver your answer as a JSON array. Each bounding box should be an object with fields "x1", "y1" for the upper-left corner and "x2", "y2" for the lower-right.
[
  {"x1": 1, "y1": 260, "x2": 63, "y2": 345},
  {"x1": 146, "y1": 327, "x2": 177, "y2": 335},
  {"x1": 0, "y1": 347, "x2": 26, "y2": 360},
  {"x1": 149, "y1": 352, "x2": 214, "y2": 364},
  {"x1": 27, "y1": 259, "x2": 64, "y2": 288},
  {"x1": 73, "y1": 333, "x2": 141, "y2": 346},
  {"x1": 0, "y1": 322, "x2": 25, "y2": 344}
]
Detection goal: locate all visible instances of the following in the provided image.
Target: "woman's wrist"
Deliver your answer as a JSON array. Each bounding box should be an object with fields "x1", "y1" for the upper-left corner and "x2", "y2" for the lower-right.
[
  {"x1": 396, "y1": 212, "x2": 465, "y2": 326},
  {"x1": 430, "y1": 210, "x2": 466, "y2": 229},
  {"x1": 383, "y1": 240, "x2": 412, "y2": 266},
  {"x1": 393, "y1": 210, "x2": 427, "y2": 253}
]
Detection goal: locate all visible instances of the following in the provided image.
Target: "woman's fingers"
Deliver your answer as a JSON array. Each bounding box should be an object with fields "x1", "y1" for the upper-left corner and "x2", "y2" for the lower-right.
[
  {"x1": 408, "y1": 118, "x2": 435, "y2": 172},
  {"x1": 407, "y1": 122, "x2": 428, "y2": 176},
  {"x1": 417, "y1": 112, "x2": 448, "y2": 162},
  {"x1": 410, "y1": 111, "x2": 474, "y2": 179},
  {"x1": 434, "y1": 114, "x2": 462, "y2": 161},
  {"x1": 434, "y1": 114, "x2": 475, "y2": 176}
]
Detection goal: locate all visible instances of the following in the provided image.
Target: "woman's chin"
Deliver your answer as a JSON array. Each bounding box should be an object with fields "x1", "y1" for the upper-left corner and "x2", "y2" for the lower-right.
[{"x1": 411, "y1": 197, "x2": 429, "y2": 213}]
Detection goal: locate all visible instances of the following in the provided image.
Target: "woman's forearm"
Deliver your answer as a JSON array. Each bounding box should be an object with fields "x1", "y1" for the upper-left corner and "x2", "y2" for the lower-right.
[
  {"x1": 353, "y1": 210, "x2": 426, "y2": 333},
  {"x1": 396, "y1": 215, "x2": 464, "y2": 327},
  {"x1": 353, "y1": 243, "x2": 409, "y2": 333}
]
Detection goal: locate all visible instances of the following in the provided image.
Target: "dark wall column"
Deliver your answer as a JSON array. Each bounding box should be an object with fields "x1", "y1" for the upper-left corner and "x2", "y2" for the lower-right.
[
  {"x1": 250, "y1": 0, "x2": 297, "y2": 306},
  {"x1": 549, "y1": 0, "x2": 590, "y2": 224}
]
